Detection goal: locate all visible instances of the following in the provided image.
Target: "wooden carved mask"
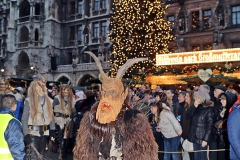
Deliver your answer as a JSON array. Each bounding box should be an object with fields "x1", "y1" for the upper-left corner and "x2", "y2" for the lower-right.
[
  {"x1": 0, "y1": 78, "x2": 8, "y2": 95},
  {"x1": 35, "y1": 75, "x2": 47, "y2": 96},
  {"x1": 60, "y1": 82, "x2": 72, "y2": 98},
  {"x1": 85, "y1": 51, "x2": 147, "y2": 124}
]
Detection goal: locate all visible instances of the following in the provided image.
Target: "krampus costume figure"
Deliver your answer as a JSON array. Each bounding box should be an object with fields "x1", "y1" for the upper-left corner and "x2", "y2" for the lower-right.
[
  {"x1": 0, "y1": 78, "x2": 10, "y2": 107},
  {"x1": 73, "y1": 52, "x2": 158, "y2": 160},
  {"x1": 21, "y1": 75, "x2": 55, "y2": 159},
  {"x1": 52, "y1": 82, "x2": 75, "y2": 160}
]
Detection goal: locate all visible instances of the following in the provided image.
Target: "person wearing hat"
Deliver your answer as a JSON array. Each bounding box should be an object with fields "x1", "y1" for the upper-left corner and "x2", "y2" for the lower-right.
[
  {"x1": 216, "y1": 92, "x2": 237, "y2": 160},
  {"x1": 208, "y1": 85, "x2": 227, "y2": 160},
  {"x1": 74, "y1": 90, "x2": 85, "y2": 112},
  {"x1": 12, "y1": 87, "x2": 25, "y2": 121},
  {"x1": 132, "y1": 90, "x2": 150, "y2": 115}
]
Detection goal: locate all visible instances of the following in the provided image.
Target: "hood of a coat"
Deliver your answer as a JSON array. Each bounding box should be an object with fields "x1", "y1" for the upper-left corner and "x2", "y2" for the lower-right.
[{"x1": 219, "y1": 92, "x2": 238, "y2": 110}]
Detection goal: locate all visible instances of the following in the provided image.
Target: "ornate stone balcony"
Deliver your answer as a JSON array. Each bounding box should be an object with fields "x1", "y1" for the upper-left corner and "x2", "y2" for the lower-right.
[{"x1": 55, "y1": 61, "x2": 112, "y2": 73}]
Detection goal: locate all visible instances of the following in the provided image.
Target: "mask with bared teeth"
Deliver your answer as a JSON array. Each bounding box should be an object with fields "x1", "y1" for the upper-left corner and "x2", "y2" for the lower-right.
[{"x1": 85, "y1": 51, "x2": 148, "y2": 124}]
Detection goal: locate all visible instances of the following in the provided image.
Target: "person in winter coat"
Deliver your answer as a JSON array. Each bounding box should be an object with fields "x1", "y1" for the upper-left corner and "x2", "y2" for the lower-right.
[
  {"x1": 150, "y1": 102, "x2": 165, "y2": 160},
  {"x1": 180, "y1": 91, "x2": 194, "y2": 160},
  {"x1": 132, "y1": 91, "x2": 149, "y2": 115},
  {"x1": 21, "y1": 75, "x2": 56, "y2": 160},
  {"x1": 176, "y1": 91, "x2": 187, "y2": 120},
  {"x1": 156, "y1": 102, "x2": 182, "y2": 160},
  {"x1": 186, "y1": 91, "x2": 215, "y2": 160},
  {"x1": 216, "y1": 92, "x2": 237, "y2": 160},
  {"x1": 52, "y1": 82, "x2": 75, "y2": 160},
  {"x1": 228, "y1": 100, "x2": 240, "y2": 160},
  {"x1": 77, "y1": 90, "x2": 96, "y2": 114},
  {"x1": 229, "y1": 93, "x2": 240, "y2": 114},
  {"x1": 0, "y1": 94, "x2": 26, "y2": 160}
]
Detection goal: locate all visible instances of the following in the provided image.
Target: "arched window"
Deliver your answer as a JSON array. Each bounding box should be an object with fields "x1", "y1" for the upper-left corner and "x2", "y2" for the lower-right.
[
  {"x1": 18, "y1": 51, "x2": 30, "y2": 69},
  {"x1": 19, "y1": 0, "x2": 30, "y2": 22},
  {"x1": 78, "y1": 74, "x2": 94, "y2": 86},
  {"x1": 58, "y1": 76, "x2": 70, "y2": 84},
  {"x1": 19, "y1": 26, "x2": 29, "y2": 42}
]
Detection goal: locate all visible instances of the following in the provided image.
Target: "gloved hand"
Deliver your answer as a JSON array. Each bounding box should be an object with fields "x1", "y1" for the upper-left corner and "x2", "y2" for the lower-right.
[
  {"x1": 24, "y1": 134, "x2": 31, "y2": 146},
  {"x1": 50, "y1": 130, "x2": 56, "y2": 141}
]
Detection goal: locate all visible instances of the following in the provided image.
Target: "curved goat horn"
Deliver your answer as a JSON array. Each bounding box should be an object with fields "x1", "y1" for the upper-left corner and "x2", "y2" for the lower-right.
[
  {"x1": 116, "y1": 58, "x2": 148, "y2": 79},
  {"x1": 66, "y1": 80, "x2": 72, "y2": 88},
  {"x1": 85, "y1": 51, "x2": 107, "y2": 79}
]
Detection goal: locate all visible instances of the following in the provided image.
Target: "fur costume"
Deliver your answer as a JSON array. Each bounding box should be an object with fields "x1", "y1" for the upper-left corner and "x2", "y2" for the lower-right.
[
  {"x1": 73, "y1": 52, "x2": 158, "y2": 160},
  {"x1": 52, "y1": 82, "x2": 75, "y2": 160},
  {"x1": 21, "y1": 74, "x2": 55, "y2": 160}
]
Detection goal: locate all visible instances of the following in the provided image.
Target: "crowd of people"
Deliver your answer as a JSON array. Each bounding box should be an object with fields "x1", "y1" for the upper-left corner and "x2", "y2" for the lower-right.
[
  {"x1": 0, "y1": 75, "x2": 240, "y2": 160},
  {"x1": 0, "y1": 76, "x2": 99, "y2": 160},
  {"x1": 128, "y1": 84, "x2": 240, "y2": 160}
]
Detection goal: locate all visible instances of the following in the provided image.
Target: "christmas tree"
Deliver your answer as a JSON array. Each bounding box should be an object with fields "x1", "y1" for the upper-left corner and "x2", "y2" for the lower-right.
[{"x1": 109, "y1": 0, "x2": 174, "y2": 78}]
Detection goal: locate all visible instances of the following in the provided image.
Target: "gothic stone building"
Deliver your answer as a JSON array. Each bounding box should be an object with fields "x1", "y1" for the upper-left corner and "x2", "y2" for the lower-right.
[
  {"x1": 0, "y1": 0, "x2": 112, "y2": 86},
  {"x1": 0, "y1": 0, "x2": 240, "y2": 86}
]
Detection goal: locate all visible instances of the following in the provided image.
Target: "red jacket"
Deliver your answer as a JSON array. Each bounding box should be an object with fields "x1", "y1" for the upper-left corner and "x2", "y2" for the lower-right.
[{"x1": 229, "y1": 94, "x2": 240, "y2": 114}]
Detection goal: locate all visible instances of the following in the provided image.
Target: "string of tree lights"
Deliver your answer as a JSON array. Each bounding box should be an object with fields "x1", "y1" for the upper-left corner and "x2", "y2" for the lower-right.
[{"x1": 109, "y1": 0, "x2": 174, "y2": 77}]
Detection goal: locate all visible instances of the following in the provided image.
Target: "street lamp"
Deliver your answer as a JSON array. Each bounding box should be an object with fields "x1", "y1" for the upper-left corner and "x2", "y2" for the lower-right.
[{"x1": 30, "y1": 66, "x2": 38, "y2": 74}]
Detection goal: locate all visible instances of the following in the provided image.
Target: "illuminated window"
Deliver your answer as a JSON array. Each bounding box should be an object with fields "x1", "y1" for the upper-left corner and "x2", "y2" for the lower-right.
[
  {"x1": 203, "y1": 10, "x2": 212, "y2": 29},
  {"x1": 192, "y1": 45, "x2": 200, "y2": 51},
  {"x1": 203, "y1": 44, "x2": 212, "y2": 50},
  {"x1": 94, "y1": 0, "x2": 100, "y2": 11},
  {"x1": 167, "y1": 15, "x2": 175, "y2": 31},
  {"x1": 78, "y1": 0, "x2": 83, "y2": 14},
  {"x1": 93, "y1": 22, "x2": 99, "y2": 38},
  {"x1": 191, "y1": 11, "x2": 200, "y2": 30},
  {"x1": 232, "y1": 5, "x2": 240, "y2": 25}
]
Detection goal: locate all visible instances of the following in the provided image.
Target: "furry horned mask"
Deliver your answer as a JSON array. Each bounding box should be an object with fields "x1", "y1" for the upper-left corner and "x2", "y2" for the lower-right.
[
  {"x1": 59, "y1": 81, "x2": 72, "y2": 98},
  {"x1": 85, "y1": 51, "x2": 147, "y2": 124}
]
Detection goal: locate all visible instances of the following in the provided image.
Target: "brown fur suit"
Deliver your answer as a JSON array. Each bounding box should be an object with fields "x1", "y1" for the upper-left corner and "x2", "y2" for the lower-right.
[
  {"x1": 73, "y1": 51, "x2": 158, "y2": 160},
  {"x1": 73, "y1": 100, "x2": 158, "y2": 160}
]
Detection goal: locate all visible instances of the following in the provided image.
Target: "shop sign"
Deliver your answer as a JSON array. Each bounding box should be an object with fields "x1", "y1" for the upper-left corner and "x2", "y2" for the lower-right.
[
  {"x1": 156, "y1": 48, "x2": 240, "y2": 66},
  {"x1": 146, "y1": 75, "x2": 187, "y2": 85}
]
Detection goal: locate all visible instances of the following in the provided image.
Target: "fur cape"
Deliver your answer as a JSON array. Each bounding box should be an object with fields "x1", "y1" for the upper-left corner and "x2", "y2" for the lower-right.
[{"x1": 73, "y1": 102, "x2": 158, "y2": 160}]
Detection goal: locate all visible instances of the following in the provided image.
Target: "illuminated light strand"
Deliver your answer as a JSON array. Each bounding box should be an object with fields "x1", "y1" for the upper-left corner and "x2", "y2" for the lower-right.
[{"x1": 109, "y1": 0, "x2": 174, "y2": 78}]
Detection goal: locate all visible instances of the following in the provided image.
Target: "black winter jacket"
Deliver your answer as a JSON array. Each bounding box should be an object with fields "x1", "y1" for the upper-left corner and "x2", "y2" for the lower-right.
[{"x1": 186, "y1": 101, "x2": 215, "y2": 145}]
